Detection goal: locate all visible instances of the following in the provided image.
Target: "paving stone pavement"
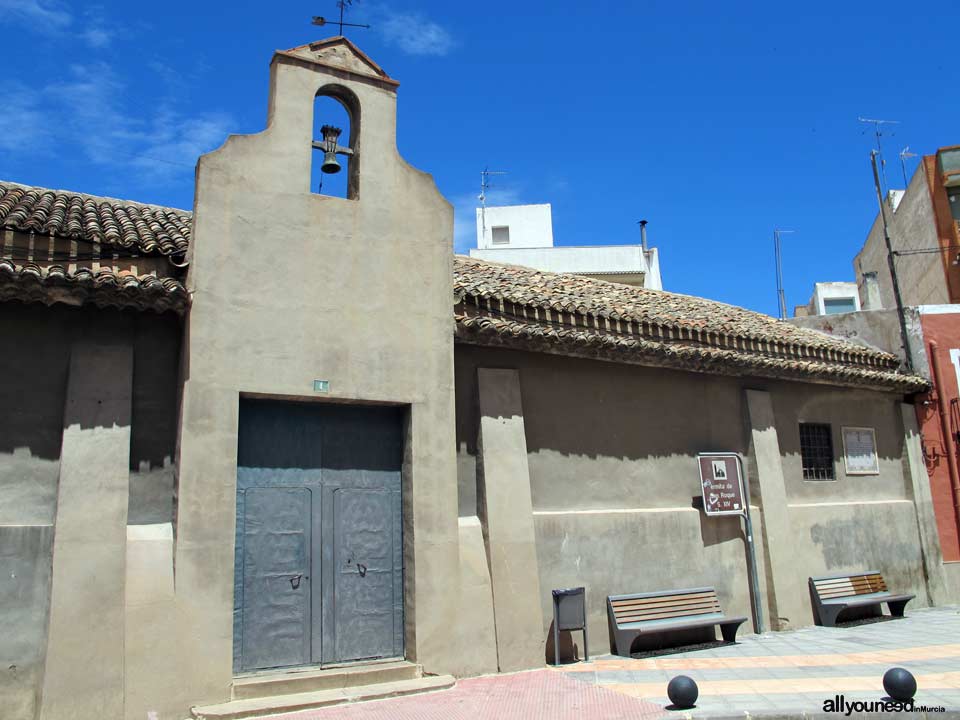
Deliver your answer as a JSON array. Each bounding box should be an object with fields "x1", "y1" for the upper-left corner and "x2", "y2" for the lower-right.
[
  {"x1": 564, "y1": 605, "x2": 960, "y2": 717},
  {"x1": 277, "y1": 606, "x2": 960, "y2": 719}
]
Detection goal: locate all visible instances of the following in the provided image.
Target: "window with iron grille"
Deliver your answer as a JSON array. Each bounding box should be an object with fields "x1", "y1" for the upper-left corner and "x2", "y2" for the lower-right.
[{"x1": 800, "y1": 423, "x2": 835, "y2": 480}]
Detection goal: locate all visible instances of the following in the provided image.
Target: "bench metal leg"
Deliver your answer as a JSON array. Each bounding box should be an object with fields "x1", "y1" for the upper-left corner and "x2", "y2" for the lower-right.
[
  {"x1": 888, "y1": 599, "x2": 910, "y2": 618},
  {"x1": 819, "y1": 606, "x2": 844, "y2": 628},
  {"x1": 720, "y1": 623, "x2": 739, "y2": 643},
  {"x1": 583, "y1": 623, "x2": 589, "y2": 662},
  {"x1": 613, "y1": 630, "x2": 637, "y2": 658}
]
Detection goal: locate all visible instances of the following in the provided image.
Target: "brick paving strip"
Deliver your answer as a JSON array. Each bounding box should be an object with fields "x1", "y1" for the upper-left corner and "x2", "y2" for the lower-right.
[
  {"x1": 268, "y1": 668, "x2": 668, "y2": 720},
  {"x1": 266, "y1": 608, "x2": 960, "y2": 718}
]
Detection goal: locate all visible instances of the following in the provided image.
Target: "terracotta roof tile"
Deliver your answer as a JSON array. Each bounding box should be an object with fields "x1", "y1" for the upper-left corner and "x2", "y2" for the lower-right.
[
  {"x1": 0, "y1": 181, "x2": 927, "y2": 390},
  {"x1": 0, "y1": 181, "x2": 191, "y2": 257},
  {"x1": 452, "y1": 256, "x2": 927, "y2": 392},
  {"x1": 0, "y1": 259, "x2": 188, "y2": 314}
]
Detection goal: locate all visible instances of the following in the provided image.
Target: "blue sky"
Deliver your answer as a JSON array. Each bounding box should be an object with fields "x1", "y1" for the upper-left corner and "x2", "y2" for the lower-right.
[{"x1": 1, "y1": 1, "x2": 957, "y2": 316}]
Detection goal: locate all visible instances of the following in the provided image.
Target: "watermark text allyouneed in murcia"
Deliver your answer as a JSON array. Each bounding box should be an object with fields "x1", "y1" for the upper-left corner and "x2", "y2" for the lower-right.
[{"x1": 822, "y1": 694, "x2": 945, "y2": 715}]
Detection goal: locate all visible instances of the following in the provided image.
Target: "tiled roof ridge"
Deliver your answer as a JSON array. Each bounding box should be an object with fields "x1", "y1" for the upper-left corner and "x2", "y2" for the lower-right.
[
  {"x1": 452, "y1": 255, "x2": 901, "y2": 374},
  {"x1": 0, "y1": 180, "x2": 191, "y2": 216},
  {"x1": 454, "y1": 312, "x2": 926, "y2": 393},
  {"x1": 0, "y1": 181, "x2": 192, "y2": 257}
]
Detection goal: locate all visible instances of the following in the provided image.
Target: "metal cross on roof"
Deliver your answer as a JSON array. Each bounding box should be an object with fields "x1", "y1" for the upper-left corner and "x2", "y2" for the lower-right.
[{"x1": 312, "y1": 1, "x2": 371, "y2": 35}]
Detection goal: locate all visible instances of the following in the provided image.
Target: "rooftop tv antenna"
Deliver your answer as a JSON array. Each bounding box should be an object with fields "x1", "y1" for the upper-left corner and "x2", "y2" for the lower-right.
[
  {"x1": 858, "y1": 117, "x2": 900, "y2": 195},
  {"x1": 899, "y1": 146, "x2": 918, "y2": 188},
  {"x1": 773, "y1": 228, "x2": 796, "y2": 320},
  {"x1": 479, "y1": 167, "x2": 507, "y2": 236},
  {"x1": 313, "y1": 1, "x2": 370, "y2": 35}
]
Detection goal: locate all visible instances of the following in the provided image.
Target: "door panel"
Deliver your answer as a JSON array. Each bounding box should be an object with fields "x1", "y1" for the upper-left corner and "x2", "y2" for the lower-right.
[
  {"x1": 333, "y1": 488, "x2": 395, "y2": 662},
  {"x1": 238, "y1": 486, "x2": 312, "y2": 672},
  {"x1": 234, "y1": 400, "x2": 404, "y2": 673}
]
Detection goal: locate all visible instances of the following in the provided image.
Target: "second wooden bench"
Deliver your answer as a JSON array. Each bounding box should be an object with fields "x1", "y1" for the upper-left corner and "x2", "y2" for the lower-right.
[
  {"x1": 808, "y1": 571, "x2": 914, "y2": 627},
  {"x1": 607, "y1": 586, "x2": 747, "y2": 657}
]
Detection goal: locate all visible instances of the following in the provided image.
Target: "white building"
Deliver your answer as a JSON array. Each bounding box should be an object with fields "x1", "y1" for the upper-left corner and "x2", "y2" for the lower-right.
[
  {"x1": 469, "y1": 203, "x2": 663, "y2": 289},
  {"x1": 794, "y1": 281, "x2": 861, "y2": 317}
]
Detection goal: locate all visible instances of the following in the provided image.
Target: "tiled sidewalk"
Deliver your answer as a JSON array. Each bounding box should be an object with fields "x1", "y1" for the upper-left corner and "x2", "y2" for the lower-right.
[
  {"x1": 279, "y1": 606, "x2": 960, "y2": 719},
  {"x1": 265, "y1": 668, "x2": 667, "y2": 719},
  {"x1": 564, "y1": 604, "x2": 960, "y2": 717}
]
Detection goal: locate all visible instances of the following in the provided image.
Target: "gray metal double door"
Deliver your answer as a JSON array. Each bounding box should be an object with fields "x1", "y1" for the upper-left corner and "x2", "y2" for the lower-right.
[{"x1": 233, "y1": 400, "x2": 404, "y2": 673}]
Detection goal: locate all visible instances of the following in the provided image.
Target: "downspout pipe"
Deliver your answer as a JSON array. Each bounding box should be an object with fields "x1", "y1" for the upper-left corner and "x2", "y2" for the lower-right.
[{"x1": 929, "y1": 340, "x2": 960, "y2": 541}]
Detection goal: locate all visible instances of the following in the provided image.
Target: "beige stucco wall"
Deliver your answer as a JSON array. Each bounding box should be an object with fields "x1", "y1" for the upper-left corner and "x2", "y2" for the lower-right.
[
  {"x1": 0, "y1": 303, "x2": 180, "y2": 720},
  {"x1": 454, "y1": 344, "x2": 939, "y2": 654},
  {"x1": 150, "y1": 42, "x2": 465, "y2": 718},
  {"x1": 855, "y1": 165, "x2": 948, "y2": 309}
]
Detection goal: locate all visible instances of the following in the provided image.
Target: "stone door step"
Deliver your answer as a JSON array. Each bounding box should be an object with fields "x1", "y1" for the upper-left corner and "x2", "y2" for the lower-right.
[
  {"x1": 191, "y1": 674, "x2": 456, "y2": 719},
  {"x1": 231, "y1": 660, "x2": 421, "y2": 700}
]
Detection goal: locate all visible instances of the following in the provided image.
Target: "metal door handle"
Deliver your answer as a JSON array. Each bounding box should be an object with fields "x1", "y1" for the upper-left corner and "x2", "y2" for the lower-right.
[
  {"x1": 357, "y1": 563, "x2": 366, "y2": 577},
  {"x1": 290, "y1": 574, "x2": 302, "y2": 589}
]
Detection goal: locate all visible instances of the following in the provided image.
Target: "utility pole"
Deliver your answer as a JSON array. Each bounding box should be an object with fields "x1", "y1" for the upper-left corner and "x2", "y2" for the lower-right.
[
  {"x1": 858, "y1": 117, "x2": 899, "y2": 196},
  {"x1": 774, "y1": 229, "x2": 795, "y2": 320},
  {"x1": 870, "y1": 150, "x2": 914, "y2": 372}
]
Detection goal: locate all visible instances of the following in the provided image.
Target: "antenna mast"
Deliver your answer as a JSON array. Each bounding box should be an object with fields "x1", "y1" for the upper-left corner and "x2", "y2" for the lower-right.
[
  {"x1": 479, "y1": 167, "x2": 506, "y2": 237},
  {"x1": 858, "y1": 117, "x2": 900, "y2": 195},
  {"x1": 774, "y1": 228, "x2": 795, "y2": 320},
  {"x1": 899, "y1": 146, "x2": 918, "y2": 188}
]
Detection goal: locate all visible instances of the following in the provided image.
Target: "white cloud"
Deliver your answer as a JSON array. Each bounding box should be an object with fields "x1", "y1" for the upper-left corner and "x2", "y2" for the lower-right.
[
  {"x1": 0, "y1": 1, "x2": 117, "y2": 48},
  {"x1": 133, "y1": 110, "x2": 233, "y2": 183},
  {"x1": 0, "y1": 84, "x2": 51, "y2": 152},
  {"x1": 79, "y1": 6, "x2": 114, "y2": 49},
  {"x1": 0, "y1": 62, "x2": 232, "y2": 187},
  {"x1": 81, "y1": 26, "x2": 111, "y2": 48},
  {"x1": 378, "y1": 9, "x2": 454, "y2": 56},
  {"x1": 0, "y1": 0, "x2": 71, "y2": 31}
]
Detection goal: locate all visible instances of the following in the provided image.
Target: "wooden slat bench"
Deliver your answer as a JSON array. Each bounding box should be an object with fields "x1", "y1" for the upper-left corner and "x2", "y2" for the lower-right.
[
  {"x1": 808, "y1": 571, "x2": 914, "y2": 627},
  {"x1": 607, "y1": 587, "x2": 747, "y2": 657}
]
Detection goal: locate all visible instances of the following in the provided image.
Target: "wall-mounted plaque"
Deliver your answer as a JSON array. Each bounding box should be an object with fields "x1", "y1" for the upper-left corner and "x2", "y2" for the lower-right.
[{"x1": 842, "y1": 426, "x2": 879, "y2": 475}]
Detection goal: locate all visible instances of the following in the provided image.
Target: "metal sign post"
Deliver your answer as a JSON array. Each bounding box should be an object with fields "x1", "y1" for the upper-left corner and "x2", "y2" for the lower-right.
[{"x1": 698, "y1": 452, "x2": 764, "y2": 634}]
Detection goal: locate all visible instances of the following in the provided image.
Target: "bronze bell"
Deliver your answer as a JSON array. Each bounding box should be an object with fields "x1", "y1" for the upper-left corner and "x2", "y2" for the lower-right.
[
  {"x1": 316, "y1": 124, "x2": 353, "y2": 175},
  {"x1": 321, "y1": 150, "x2": 341, "y2": 174}
]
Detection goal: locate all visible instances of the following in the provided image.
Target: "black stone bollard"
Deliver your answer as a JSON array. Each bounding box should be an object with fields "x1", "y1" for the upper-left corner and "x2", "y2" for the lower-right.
[
  {"x1": 667, "y1": 675, "x2": 699, "y2": 709},
  {"x1": 882, "y1": 667, "x2": 917, "y2": 702}
]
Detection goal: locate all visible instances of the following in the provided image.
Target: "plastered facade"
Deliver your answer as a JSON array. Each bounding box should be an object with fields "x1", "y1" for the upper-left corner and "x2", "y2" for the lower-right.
[
  {"x1": 0, "y1": 38, "x2": 954, "y2": 720},
  {"x1": 455, "y1": 346, "x2": 948, "y2": 655}
]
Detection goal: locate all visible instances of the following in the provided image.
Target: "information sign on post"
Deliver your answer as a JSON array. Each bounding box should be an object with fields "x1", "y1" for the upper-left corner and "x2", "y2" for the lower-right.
[
  {"x1": 697, "y1": 452, "x2": 763, "y2": 634},
  {"x1": 698, "y1": 454, "x2": 746, "y2": 516}
]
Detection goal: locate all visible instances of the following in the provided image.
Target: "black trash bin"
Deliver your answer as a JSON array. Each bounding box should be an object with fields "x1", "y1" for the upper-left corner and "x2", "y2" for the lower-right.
[{"x1": 552, "y1": 586, "x2": 588, "y2": 665}]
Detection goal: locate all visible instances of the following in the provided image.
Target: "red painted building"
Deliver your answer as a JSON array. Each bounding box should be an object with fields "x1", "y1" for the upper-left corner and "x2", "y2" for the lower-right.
[{"x1": 917, "y1": 307, "x2": 960, "y2": 562}]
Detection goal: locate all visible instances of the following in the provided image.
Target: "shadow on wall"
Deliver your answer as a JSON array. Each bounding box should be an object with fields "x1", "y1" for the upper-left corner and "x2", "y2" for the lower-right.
[
  {"x1": 0, "y1": 303, "x2": 182, "y2": 527},
  {"x1": 694, "y1": 497, "x2": 743, "y2": 548},
  {"x1": 544, "y1": 620, "x2": 583, "y2": 665},
  {"x1": 455, "y1": 346, "x2": 751, "y2": 463},
  {"x1": 0, "y1": 303, "x2": 181, "y2": 461}
]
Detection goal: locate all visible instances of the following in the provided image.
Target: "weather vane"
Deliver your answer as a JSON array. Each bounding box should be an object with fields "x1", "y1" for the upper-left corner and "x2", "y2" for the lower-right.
[{"x1": 313, "y1": 1, "x2": 371, "y2": 35}]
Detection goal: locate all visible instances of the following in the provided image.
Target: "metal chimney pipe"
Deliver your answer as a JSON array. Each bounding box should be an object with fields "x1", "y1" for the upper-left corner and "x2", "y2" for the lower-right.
[{"x1": 639, "y1": 219, "x2": 648, "y2": 252}]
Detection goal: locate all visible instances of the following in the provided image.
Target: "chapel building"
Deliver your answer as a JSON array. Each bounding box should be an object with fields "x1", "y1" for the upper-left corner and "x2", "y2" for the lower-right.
[{"x1": 0, "y1": 38, "x2": 952, "y2": 720}]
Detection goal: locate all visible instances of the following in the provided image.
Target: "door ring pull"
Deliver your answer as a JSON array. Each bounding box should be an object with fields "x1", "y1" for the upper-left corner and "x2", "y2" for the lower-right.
[
  {"x1": 357, "y1": 563, "x2": 367, "y2": 577},
  {"x1": 290, "y1": 574, "x2": 303, "y2": 589}
]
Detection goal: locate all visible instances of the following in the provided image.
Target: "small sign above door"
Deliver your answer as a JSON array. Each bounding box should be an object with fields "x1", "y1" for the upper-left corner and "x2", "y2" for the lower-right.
[{"x1": 697, "y1": 453, "x2": 746, "y2": 516}]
